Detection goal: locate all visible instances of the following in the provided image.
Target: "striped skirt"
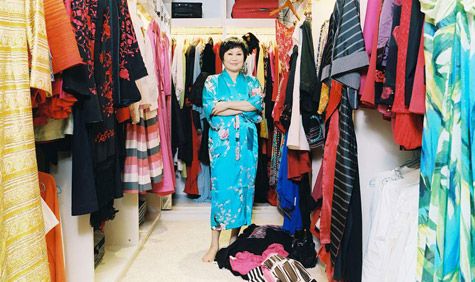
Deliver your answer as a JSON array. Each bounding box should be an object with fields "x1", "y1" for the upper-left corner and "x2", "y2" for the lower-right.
[{"x1": 123, "y1": 109, "x2": 163, "y2": 193}]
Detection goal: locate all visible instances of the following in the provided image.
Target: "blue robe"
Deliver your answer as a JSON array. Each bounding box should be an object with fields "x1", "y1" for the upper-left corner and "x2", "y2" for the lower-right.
[{"x1": 202, "y1": 70, "x2": 263, "y2": 230}]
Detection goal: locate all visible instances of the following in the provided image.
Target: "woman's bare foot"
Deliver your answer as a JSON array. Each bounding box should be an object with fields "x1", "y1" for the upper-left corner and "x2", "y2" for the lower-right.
[{"x1": 202, "y1": 245, "x2": 219, "y2": 262}]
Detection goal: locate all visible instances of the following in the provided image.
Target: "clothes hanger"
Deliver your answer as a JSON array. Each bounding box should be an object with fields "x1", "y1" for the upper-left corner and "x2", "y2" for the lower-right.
[{"x1": 269, "y1": 0, "x2": 301, "y2": 21}]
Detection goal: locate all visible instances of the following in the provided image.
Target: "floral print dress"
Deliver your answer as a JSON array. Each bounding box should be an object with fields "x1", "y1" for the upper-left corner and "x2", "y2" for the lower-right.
[
  {"x1": 203, "y1": 70, "x2": 263, "y2": 230},
  {"x1": 417, "y1": 0, "x2": 475, "y2": 280}
]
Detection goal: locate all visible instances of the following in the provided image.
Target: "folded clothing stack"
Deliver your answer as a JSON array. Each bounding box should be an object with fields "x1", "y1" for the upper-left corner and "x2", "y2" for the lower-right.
[{"x1": 231, "y1": 0, "x2": 279, "y2": 18}]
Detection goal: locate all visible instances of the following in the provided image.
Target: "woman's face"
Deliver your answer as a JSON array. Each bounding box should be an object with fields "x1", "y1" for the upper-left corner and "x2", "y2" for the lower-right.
[{"x1": 223, "y1": 47, "x2": 245, "y2": 73}]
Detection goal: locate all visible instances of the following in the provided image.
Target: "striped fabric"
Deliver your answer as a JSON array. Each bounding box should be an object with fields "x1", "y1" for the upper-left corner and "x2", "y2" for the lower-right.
[
  {"x1": 123, "y1": 110, "x2": 163, "y2": 193},
  {"x1": 263, "y1": 254, "x2": 316, "y2": 282},
  {"x1": 0, "y1": 0, "x2": 52, "y2": 280},
  {"x1": 330, "y1": 89, "x2": 359, "y2": 262},
  {"x1": 247, "y1": 267, "x2": 266, "y2": 282},
  {"x1": 269, "y1": 129, "x2": 284, "y2": 186},
  {"x1": 321, "y1": 0, "x2": 368, "y2": 109}
]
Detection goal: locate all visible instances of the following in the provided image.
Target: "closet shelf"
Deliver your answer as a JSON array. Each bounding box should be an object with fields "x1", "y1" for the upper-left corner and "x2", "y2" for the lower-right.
[
  {"x1": 171, "y1": 18, "x2": 223, "y2": 28},
  {"x1": 171, "y1": 18, "x2": 276, "y2": 29},
  {"x1": 224, "y1": 18, "x2": 276, "y2": 29}
]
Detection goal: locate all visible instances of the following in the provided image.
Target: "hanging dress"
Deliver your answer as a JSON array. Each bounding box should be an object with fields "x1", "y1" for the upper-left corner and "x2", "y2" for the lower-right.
[
  {"x1": 417, "y1": 0, "x2": 475, "y2": 280},
  {"x1": 203, "y1": 70, "x2": 263, "y2": 230},
  {"x1": 0, "y1": 0, "x2": 52, "y2": 280}
]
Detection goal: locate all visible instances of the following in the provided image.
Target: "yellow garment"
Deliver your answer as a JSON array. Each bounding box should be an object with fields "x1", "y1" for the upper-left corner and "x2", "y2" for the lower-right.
[
  {"x1": 260, "y1": 117, "x2": 269, "y2": 139},
  {"x1": 318, "y1": 83, "x2": 330, "y2": 114},
  {"x1": 256, "y1": 44, "x2": 265, "y2": 87},
  {"x1": 34, "y1": 118, "x2": 67, "y2": 142},
  {"x1": 0, "y1": 0, "x2": 51, "y2": 281},
  {"x1": 180, "y1": 41, "x2": 189, "y2": 109}
]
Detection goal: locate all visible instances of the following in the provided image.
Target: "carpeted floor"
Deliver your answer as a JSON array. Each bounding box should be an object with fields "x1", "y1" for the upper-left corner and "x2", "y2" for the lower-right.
[{"x1": 122, "y1": 202, "x2": 327, "y2": 282}]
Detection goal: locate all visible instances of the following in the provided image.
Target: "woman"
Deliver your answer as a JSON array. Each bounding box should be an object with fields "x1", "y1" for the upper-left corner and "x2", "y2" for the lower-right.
[{"x1": 202, "y1": 37, "x2": 263, "y2": 262}]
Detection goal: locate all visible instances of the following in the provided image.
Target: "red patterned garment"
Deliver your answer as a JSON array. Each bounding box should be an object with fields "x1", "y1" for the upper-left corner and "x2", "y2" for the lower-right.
[
  {"x1": 67, "y1": 0, "x2": 147, "y2": 226},
  {"x1": 391, "y1": 0, "x2": 423, "y2": 150},
  {"x1": 272, "y1": 20, "x2": 294, "y2": 128}
]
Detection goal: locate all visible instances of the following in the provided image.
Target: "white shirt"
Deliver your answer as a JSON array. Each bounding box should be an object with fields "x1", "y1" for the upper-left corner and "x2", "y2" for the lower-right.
[
  {"x1": 129, "y1": 0, "x2": 159, "y2": 111},
  {"x1": 171, "y1": 41, "x2": 184, "y2": 103},
  {"x1": 41, "y1": 198, "x2": 59, "y2": 235},
  {"x1": 362, "y1": 168, "x2": 419, "y2": 282},
  {"x1": 287, "y1": 19, "x2": 310, "y2": 151}
]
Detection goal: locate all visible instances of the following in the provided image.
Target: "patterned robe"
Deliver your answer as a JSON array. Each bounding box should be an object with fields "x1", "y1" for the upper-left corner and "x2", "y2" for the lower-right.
[
  {"x1": 0, "y1": 0, "x2": 51, "y2": 280},
  {"x1": 203, "y1": 70, "x2": 263, "y2": 230},
  {"x1": 417, "y1": 0, "x2": 475, "y2": 280}
]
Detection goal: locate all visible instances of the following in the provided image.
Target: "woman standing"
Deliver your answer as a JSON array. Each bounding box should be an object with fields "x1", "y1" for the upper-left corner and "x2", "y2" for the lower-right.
[{"x1": 202, "y1": 37, "x2": 263, "y2": 262}]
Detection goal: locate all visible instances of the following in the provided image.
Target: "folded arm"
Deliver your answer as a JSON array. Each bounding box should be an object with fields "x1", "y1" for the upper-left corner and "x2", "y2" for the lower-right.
[
  {"x1": 214, "y1": 109, "x2": 243, "y2": 116},
  {"x1": 211, "y1": 101, "x2": 256, "y2": 116}
]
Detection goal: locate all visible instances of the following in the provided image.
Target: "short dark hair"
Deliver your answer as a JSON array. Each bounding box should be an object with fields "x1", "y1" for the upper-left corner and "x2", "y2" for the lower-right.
[{"x1": 219, "y1": 37, "x2": 248, "y2": 62}]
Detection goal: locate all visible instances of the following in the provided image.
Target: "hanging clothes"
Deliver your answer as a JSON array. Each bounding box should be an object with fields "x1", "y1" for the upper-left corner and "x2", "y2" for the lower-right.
[
  {"x1": 201, "y1": 39, "x2": 216, "y2": 74},
  {"x1": 39, "y1": 172, "x2": 66, "y2": 282},
  {"x1": 123, "y1": 1, "x2": 164, "y2": 194},
  {"x1": 68, "y1": 0, "x2": 147, "y2": 227},
  {"x1": 287, "y1": 19, "x2": 310, "y2": 151},
  {"x1": 44, "y1": 0, "x2": 82, "y2": 74},
  {"x1": 316, "y1": 0, "x2": 368, "y2": 279},
  {"x1": 148, "y1": 21, "x2": 175, "y2": 196},
  {"x1": 320, "y1": 0, "x2": 369, "y2": 110},
  {"x1": 299, "y1": 21, "x2": 324, "y2": 149},
  {"x1": 390, "y1": 0, "x2": 424, "y2": 150},
  {"x1": 270, "y1": 21, "x2": 295, "y2": 205},
  {"x1": 0, "y1": 0, "x2": 51, "y2": 279},
  {"x1": 418, "y1": 1, "x2": 475, "y2": 281},
  {"x1": 362, "y1": 168, "x2": 419, "y2": 282},
  {"x1": 214, "y1": 42, "x2": 223, "y2": 73},
  {"x1": 172, "y1": 40, "x2": 185, "y2": 106},
  {"x1": 123, "y1": 110, "x2": 163, "y2": 193}
]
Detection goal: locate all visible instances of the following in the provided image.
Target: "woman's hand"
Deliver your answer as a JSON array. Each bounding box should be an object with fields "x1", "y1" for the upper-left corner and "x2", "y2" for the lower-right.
[{"x1": 212, "y1": 101, "x2": 229, "y2": 115}]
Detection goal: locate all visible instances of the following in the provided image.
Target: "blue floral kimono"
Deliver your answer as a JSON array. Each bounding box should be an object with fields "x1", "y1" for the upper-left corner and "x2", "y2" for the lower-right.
[{"x1": 203, "y1": 70, "x2": 263, "y2": 230}]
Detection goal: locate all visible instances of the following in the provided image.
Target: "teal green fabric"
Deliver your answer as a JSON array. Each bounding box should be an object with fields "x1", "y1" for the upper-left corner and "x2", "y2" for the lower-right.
[
  {"x1": 418, "y1": 1, "x2": 475, "y2": 281},
  {"x1": 202, "y1": 70, "x2": 263, "y2": 230}
]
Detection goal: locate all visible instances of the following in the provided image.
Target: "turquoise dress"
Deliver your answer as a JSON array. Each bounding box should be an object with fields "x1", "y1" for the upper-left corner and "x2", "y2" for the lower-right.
[{"x1": 202, "y1": 70, "x2": 263, "y2": 230}]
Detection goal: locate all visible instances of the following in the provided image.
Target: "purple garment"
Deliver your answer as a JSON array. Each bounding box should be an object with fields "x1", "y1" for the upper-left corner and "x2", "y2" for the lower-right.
[
  {"x1": 230, "y1": 243, "x2": 289, "y2": 275},
  {"x1": 378, "y1": 0, "x2": 395, "y2": 49}
]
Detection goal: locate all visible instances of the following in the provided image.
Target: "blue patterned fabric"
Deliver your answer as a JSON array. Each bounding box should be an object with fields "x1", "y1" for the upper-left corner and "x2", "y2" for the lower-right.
[{"x1": 203, "y1": 70, "x2": 263, "y2": 230}]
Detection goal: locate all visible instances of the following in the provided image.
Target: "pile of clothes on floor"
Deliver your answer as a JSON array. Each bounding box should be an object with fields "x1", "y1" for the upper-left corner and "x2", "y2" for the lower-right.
[{"x1": 215, "y1": 225, "x2": 318, "y2": 281}]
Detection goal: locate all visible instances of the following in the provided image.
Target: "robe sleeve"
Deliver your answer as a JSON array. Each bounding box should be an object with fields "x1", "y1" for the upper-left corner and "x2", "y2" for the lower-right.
[
  {"x1": 202, "y1": 76, "x2": 220, "y2": 129},
  {"x1": 26, "y1": 0, "x2": 52, "y2": 95},
  {"x1": 242, "y1": 76, "x2": 263, "y2": 123}
]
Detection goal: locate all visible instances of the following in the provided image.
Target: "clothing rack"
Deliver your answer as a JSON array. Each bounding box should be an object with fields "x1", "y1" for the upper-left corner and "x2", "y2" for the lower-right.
[
  {"x1": 172, "y1": 27, "x2": 224, "y2": 36},
  {"x1": 171, "y1": 23, "x2": 276, "y2": 41}
]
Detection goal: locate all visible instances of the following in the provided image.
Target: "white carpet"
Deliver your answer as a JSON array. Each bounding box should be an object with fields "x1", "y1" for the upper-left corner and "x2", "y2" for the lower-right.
[{"x1": 122, "y1": 203, "x2": 328, "y2": 282}]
